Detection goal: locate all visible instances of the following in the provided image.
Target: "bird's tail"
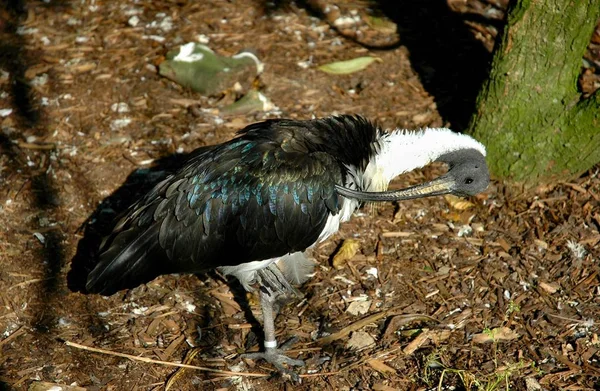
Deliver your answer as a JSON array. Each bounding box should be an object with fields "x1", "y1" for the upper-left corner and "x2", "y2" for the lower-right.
[{"x1": 85, "y1": 223, "x2": 169, "y2": 295}]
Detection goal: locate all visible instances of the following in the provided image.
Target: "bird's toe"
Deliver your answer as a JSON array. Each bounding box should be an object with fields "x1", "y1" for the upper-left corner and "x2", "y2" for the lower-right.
[{"x1": 241, "y1": 348, "x2": 305, "y2": 381}]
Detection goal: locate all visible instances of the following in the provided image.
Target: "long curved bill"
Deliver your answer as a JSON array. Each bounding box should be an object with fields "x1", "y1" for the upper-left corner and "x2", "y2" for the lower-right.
[{"x1": 335, "y1": 175, "x2": 456, "y2": 202}]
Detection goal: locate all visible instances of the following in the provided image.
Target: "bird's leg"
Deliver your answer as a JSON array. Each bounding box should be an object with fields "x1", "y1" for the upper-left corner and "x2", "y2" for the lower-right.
[
  {"x1": 259, "y1": 286, "x2": 278, "y2": 348},
  {"x1": 241, "y1": 265, "x2": 304, "y2": 380},
  {"x1": 242, "y1": 286, "x2": 305, "y2": 379}
]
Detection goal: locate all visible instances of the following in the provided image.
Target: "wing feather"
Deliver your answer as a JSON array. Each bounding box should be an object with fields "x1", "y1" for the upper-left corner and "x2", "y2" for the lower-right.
[{"x1": 86, "y1": 120, "x2": 348, "y2": 295}]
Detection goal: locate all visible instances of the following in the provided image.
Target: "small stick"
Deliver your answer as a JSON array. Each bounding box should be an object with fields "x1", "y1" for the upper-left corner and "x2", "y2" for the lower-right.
[
  {"x1": 8, "y1": 278, "x2": 47, "y2": 290},
  {"x1": 316, "y1": 308, "x2": 436, "y2": 345},
  {"x1": 299, "y1": 371, "x2": 341, "y2": 378},
  {"x1": 0, "y1": 326, "x2": 25, "y2": 348},
  {"x1": 64, "y1": 340, "x2": 268, "y2": 378},
  {"x1": 16, "y1": 142, "x2": 56, "y2": 150}
]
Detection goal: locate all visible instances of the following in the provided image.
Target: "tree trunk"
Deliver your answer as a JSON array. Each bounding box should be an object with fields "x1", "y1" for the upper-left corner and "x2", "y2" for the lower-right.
[{"x1": 469, "y1": 0, "x2": 600, "y2": 184}]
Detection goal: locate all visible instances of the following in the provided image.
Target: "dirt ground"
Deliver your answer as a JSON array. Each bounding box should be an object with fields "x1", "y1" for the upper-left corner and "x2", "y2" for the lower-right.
[{"x1": 1, "y1": 0, "x2": 600, "y2": 390}]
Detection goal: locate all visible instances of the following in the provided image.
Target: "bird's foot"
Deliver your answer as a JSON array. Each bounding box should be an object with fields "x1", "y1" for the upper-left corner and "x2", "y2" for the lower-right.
[{"x1": 242, "y1": 338, "x2": 304, "y2": 382}]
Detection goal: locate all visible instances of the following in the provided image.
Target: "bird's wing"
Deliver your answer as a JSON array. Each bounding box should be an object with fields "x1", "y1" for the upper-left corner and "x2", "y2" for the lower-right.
[{"x1": 86, "y1": 137, "x2": 343, "y2": 295}]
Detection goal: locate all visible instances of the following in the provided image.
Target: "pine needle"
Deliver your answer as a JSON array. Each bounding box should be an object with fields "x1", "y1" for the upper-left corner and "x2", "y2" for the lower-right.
[
  {"x1": 165, "y1": 347, "x2": 202, "y2": 390},
  {"x1": 64, "y1": 340, "x2": 268, "y2": 378}
]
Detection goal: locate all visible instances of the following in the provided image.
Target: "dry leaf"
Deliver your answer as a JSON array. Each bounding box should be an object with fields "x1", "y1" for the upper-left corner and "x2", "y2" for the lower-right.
[
  {"x1": 443, "y1": 211, "x2": 463, "y2": 223},
  {"x1": 444, "y1": 194, "x2": 475, "y2": 210},
  {"x1": 376, "y1": 239, "x2": 384, "y2": 261},
  {"x1": 380, "y1": 231, "x2": 413, "y2": 238},
  {"x1": 169, "y1": 98, "x2": 203, "y2": 107},
  {"x1": 497, "y1": 237, "x2": 512, "y2": 252},
  {"x1": 365, "y1": 15, "x2": 398, "y2": 33},
  {"x1": 472, "y1": 327, "x2": 519, "y2": 344},
  {"x1": 332, "y1": 239, "x2": 360, "y2": 269},
  {"x1": 533, "y1": 239, "x2": 549, "y2": 250},
  {"x1": 367, "y1": 358, "x2": 397, "y2": 374},
  {"x1": 220, "y1": 90, "x2": 275, "y2": 116},
  {"x1": 318, "y1": 56, "x2": 382, "y2": 75},
  {"x1": 431, "y1": 223, "x2": 450, "y2": 232},
  {"x1": 346, "y1": 331, "x2": 375, "y2": 350},
  {"x1": 346, "y1": 300, "x2": 371, "y2": 316},
  {"x1": 70, "y1": 62, "x2": 97, "y2": 73},
  {"x1": 525, "y1": 377, "x2": 543, "y2": 391},
  {"x1": 539, "y1": 281, "x2": 559, "y2": 294},
  {"x1": 429, "y1": 329, "x2": 452, "y2": 344},
  {"x1": 163, "y1": 334, "x2": 185, "y2": 360}
]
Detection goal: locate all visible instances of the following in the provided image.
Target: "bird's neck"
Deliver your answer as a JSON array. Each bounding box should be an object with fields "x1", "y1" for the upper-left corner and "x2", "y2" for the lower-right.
[{"x1": 362, "y1": 128, "x2": 486, "y2": 191}]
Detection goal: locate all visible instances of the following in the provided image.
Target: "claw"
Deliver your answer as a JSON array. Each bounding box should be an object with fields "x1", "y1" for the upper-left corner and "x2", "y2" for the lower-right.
[
  {"x1": 238, "y1": 267, "x2": 306, "y2": 381},
  {"x1": 241, "y1": 346, "x2": 305, "y2": 382}
]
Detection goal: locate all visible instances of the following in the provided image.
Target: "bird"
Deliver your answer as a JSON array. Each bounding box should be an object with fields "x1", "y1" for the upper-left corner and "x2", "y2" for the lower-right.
[{"x1": 85, "y1": 115, "x2": 489, "y2": 379}]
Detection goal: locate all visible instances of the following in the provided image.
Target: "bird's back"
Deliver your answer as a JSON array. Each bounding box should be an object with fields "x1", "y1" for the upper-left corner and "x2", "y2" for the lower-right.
[{"x1": 86, "y1": 116, "x2": 379, "y2": 295}]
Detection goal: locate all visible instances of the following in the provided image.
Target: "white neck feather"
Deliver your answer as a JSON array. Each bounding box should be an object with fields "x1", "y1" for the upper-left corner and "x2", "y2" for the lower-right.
[{"x1": 362, "y1": 128, "x2": 486, "y2": 191}]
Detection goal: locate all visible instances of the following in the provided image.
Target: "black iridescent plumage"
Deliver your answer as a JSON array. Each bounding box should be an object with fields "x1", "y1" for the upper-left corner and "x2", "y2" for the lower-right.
[{"x1": 87, "y1": 115, "x2": 380, "y2": 295}]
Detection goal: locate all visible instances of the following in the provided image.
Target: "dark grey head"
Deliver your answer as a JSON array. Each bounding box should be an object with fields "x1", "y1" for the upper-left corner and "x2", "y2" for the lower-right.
[
  {"x1": 336, "y1": 148, "x2": 490, "y2": 202},
  {"x1": 436, "y1": 148, "x2": 490, "y2": 197}
]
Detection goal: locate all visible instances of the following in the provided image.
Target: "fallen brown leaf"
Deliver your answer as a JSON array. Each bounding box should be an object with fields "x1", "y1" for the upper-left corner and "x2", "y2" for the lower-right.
[
  {"x1": 539, "y1": 281, "x2": 559, "y2": 294},
  {"x1": 429, "y1": 329, "x2": 452, "y2": 344},
  {"x1": 332, "y1": 239, "x2": 360, "y2": 269},
  {"x1": 444, "y1": 194, "x2": 475, "y2": 210},
  {"x1": 472, "y1": 327, "x2": 519, "y2": 343},
  {"x1": 346, "y1": 331, "x2": 375, "y2": 350}
]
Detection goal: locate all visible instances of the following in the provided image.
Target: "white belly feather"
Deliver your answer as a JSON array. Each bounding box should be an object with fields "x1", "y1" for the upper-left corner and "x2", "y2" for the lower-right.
[
  {"x1": 219, "y1": 197, "x2": 360, "y2": 289},
  {"x1": 316, "y1": 197, "x2": 359, "y2": 243}
]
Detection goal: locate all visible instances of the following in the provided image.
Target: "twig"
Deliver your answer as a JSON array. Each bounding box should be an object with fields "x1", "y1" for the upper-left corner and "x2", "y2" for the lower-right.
[
  {"x1": 64, "y1": 340, "x2": 268, "y2": 378},
  {"x1": 0, "y1": 326, "x2": 26, "y2": 348},
  {"x1": 165, "y1": 347, "x2": 202, "y2": 391},
  {"x1": 8, "y1": 278, "x2": 47, "y2": 290},
  {"x1": 316, "y1": 308, "x2": 437, "y2": 345},
  {"x1": 546, "y1": 313, "x2": 595, "y2": 325},
  {"x1": 299, "y1": 371, "x2": 341, "y2": 378},
  {"x1": 561, "y1": 182, "x2": 600, "y2": 201},
  {"x1": 16, "y1": 142, "x2": 56, "y2": 150}
]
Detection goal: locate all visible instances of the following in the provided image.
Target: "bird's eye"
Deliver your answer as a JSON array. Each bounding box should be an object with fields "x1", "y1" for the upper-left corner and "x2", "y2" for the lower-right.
[{"x1": 465, "y1": 178, "x2": 474, "y2": 184}]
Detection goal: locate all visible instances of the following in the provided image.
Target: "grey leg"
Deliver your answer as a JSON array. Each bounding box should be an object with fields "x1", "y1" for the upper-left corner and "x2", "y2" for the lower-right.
[
  {"x1": 241, "y1": 266, "x2": 305, "y2": 381},
  {"x1": 259, "y1": 286, "x2": 278, "y2": 348}
]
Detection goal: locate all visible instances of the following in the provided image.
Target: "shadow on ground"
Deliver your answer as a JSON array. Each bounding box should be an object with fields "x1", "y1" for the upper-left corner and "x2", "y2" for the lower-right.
[
  {"x1": 0, "y1": 0, "x2": 42, "y2": 125},
  {"x1": 0, "y1": 0, "x2": 70, "y2": 334},
  {"x1": 373, "y1": 0, "x2": 495, "y2": 129},
  {"x1": 67, "y1": 151, "x2": 199, "y2": 292},
  {"x1": 264, "y1": 0, "x2": 496, "y2": 129}
]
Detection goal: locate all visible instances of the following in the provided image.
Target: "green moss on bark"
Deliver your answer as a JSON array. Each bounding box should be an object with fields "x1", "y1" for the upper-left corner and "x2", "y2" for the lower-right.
[{"x1": 469, "y1": 0, "x2": 600, "y2": 184}]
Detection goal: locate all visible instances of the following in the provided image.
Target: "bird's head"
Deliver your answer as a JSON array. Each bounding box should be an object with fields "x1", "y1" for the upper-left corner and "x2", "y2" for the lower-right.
[
  {"x1": 336, "y1": 148, "x2": 490, "y2": 202},
  {"x1": 433, "y1": 148, "x2": 490, "y2": 197}
]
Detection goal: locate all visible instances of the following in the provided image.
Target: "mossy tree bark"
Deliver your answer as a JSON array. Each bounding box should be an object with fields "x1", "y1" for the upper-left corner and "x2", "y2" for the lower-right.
[{"x1": 469, "y1": 0, "x2": 600, "y2": 184}]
